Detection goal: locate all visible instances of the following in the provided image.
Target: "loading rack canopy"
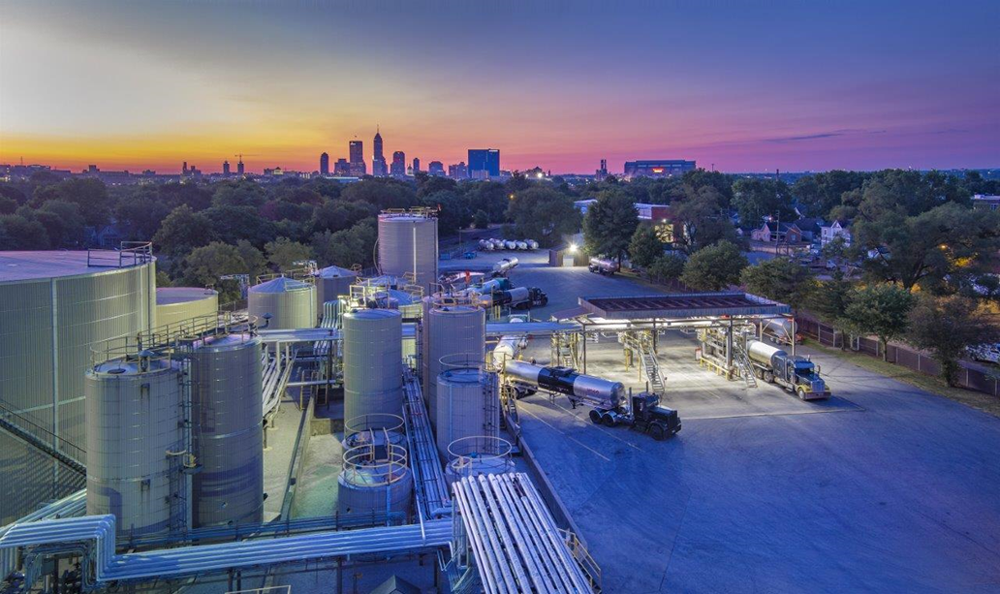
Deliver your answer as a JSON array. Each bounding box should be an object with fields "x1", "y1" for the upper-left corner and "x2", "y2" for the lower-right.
[{"x1": 578, "y1": 292, "x2": 790, "y2": 321}]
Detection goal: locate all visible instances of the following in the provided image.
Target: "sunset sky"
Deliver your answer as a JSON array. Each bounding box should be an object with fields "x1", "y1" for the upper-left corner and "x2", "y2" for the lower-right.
[{"x1": 1, "y1": 0, "x2": 998, "y2": 174}]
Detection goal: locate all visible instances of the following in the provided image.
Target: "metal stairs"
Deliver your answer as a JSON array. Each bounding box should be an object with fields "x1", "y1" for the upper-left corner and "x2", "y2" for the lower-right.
[
  {"x1": 0, "y1": 401, "x2": 87, "y2": 477},
  {"x1": 733, "y1": 342, "x2": 758, "y2": 389},
  {"x1": 640, "y1": 350, "x2": 666, "y2": 393},
  {"x1": 499, "y1": 383, "x2": 520, "y2": 437}
]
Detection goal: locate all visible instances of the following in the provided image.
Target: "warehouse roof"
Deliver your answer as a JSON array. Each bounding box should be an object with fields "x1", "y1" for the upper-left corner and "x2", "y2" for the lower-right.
[
  {"x1": 0, "y1": 250, "x2": 153, "y2": 282},
  {"x1": 579, "y1": 292, "x2": 790, "y2": 320}
]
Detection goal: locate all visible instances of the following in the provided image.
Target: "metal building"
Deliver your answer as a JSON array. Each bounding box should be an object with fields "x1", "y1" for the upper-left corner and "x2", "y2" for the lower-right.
[
  {"x1": 248, "y1": 276, "x2": 316, "y2": 330},
  {"x1": 342, "y1": 309, "x2": 403, "y2": 423},
  {"x1": 85, "y1": 355, "x2": 186, "y2": 537},
  {"x1": 0, "y1": 249, "x2": 156, "y2": 524},
  {"x1": 337, "y1": 443, "x2": 413, "y2": 524},
  {"x1": 155, "y1": 287, "x2": 218, "y2": 329},
  {"x1": 422, "y1": 304, "x2": 485, "y2": 430},
  {"x1": 435, "y1": 366, "x2": 499, "y2": 457},
  {"x1": 377, "y1": 211, "x2": 439, "y2": 293},
  {"x1": 185, "y1": 332, "x2": 264, "y2": 528},
  {"x1": 313, "y1": 265, "x2": 357, "y2": 321}
]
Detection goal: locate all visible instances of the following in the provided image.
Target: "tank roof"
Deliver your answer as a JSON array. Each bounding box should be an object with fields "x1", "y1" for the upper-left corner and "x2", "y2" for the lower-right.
[
  {"x1": 315, "y1": 265, "x2": 358, "y2": 279},
  {"x1": 344, "y1": 308, "x2": 402, "y2": 320},
  {"x1": 0, "y1": 250, "x2": 153, "y2": 282},
  {"x1": 156, "y1": 286, "x2": 217, "y2": 305},
  {"x1": 91, "y1": 357, "x2": 175, "y2": 376},
  {"x1": 249, "y1": 276, "x2": 312, "y2": 294}
]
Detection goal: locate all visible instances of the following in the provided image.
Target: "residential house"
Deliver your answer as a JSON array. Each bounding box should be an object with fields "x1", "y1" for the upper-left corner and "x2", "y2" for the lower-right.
[
  {"x1": 751, "y1": 221, "x2": 803, "y2": 244},
  {"x1": 792, "y1": 217, "x2": 824, "y2": 242},
  {"x1": 820, "y1": 220, "x2": 852, "y2": 247},
  {"x1": 972, "y1": 194, "x2": 1000, "y2": 211}
]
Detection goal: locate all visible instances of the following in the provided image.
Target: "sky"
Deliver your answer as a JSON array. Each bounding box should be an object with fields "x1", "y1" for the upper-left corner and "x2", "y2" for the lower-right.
[{"x1": 1, "y1": 0, "x2": 998, "y2": 174}]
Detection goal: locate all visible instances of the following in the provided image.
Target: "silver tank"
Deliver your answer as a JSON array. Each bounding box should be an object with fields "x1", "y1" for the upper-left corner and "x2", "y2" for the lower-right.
[
  {"x1": 343, "y1": 309, "x2": 403, "y2": 422},
  {"x1": 337, "y1": 443, "x2": 413, "y2": 524},
  {"x1": 85, "y1": 357, "x2": 184, "y2": 537},
  {"x1": 187, "y1": 333, "x2": 264, "y2": 528},
  {"x1": 378, "y1": 213, "x2": 439, "y2": 293},
  {"x1": 422, "y1": 305, "x2": 485, "y2": 430},
  {"x1": 748, "y1": 340, "x2": 787, "y2": 368},
  {"x1": 435, "y1": 367, "x2": 499, "y2": 458},
  {"x1": 248, "y1": 276, "x2": 316, "y2": 330},
  {"x1": 313, "y1": 265, "x2": 357, "y2": 321},
  {"x1": 762, "y1": 318, "x2": 797, "y2": 342}
]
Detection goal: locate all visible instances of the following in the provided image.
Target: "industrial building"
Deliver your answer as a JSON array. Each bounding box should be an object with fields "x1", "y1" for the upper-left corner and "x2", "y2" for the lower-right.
[{"x1": 622, "y1": 159, "x2": 696, "y2": 178}]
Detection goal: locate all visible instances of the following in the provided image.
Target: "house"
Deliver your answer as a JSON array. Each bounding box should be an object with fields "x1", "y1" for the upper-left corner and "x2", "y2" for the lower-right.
[
  {"x1": 972, "y1": 194, "x2": 1000, "y2": 211},
  {"x1": 820, "y1": 220, "x2": 852, "y2": 247},
  {"x1": 751, "y1": 222, "x2": 803, "y2": 244},
  {"x1": 792, "y1": 217, "x2": 824, "y2": 242}
]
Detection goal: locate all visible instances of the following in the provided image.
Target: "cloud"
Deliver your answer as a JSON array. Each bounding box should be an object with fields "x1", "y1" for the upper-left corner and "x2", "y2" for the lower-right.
[{"x1": 764, "y1": 129, "x2": 887, "y2": 143}]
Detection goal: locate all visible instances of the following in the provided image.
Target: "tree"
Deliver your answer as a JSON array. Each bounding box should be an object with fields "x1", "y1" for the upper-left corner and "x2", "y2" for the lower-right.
[
  {"x1": 907, "y1": 295, "x2": 1000, "y2": 385},
  {"x1": 731, "y1": 178, "x2": 795, "y2": 227},
  {"x1": 265, "y1": 237, "x2": 314, "y2": 272},
  {"x1": 648, "y1": 253, "x2": 686, "y2": 284},
  {"x1": 583, "y1": 190, "x2": 640, "y2": 263},
  {"x1": 467, "y1": 181, "x2": 509, "y2": 223},
  {"x1": 0, "y1": 214, "x2": 49, "y2": 249},
  {"x1": 153, "y1": 204, "x2": 215, "y2": 258},
  {"x1": 739, "y1": 257, "x2": 814, "y2": 311},
  {"x1": 51, "y1": 178, "x2": 113, "y2": 227},
  {"x1": 203, "y1": 205, "x2": 276, "y2": 246},
  {"x1": 211, "y1": 180, "x2": 267, "y2": 208},
  {"x1": 340, "y1": 178, "x2": 418, "y2": 210},
  {"x1": 309, "y1": 199, "x2": 376, "y2": 234},
  {"x1": 680, "y1": 241, "x2": 748, "y2": 291},
  {"x1": 183, "y1": 242, "x2": 255, "y2": 304},
  {"x1": 806, "y1": 269, "x2": 854, "y2": 346},
  {"x1": 34, "y1": 200, "x2": 86, "y2": 247},
  {"x1": 842, "y1": 283, "x2": 915, "y2": 360},
  {"x1": 669, "y1": 186, "x2": 740, "y2": 253},
  {"x1": 628, "y1": 224, "x2": 664, "y2": 269},
  {"x1": 312, "y1": 220, "x2": 377, "y2": 269},
  {"x1": 235, "y1": 240, "x2": 267, "y2": 281},
  {"x1": 473, "y1": 209, "x2": 490, "y2": 230},
  {"x1": 506, "y1": 187, "x2": 581, "y2": 248},
  {"x1": 423, "y1": 190, "x2": 471, "y2": 236},
  {"x1": 116, "y1": 188, "x2": 172, "y2": 240}
]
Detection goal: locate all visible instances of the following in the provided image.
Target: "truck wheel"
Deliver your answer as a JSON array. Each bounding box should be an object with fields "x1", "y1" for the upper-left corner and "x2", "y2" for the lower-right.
[
  {"x1": 763, "y1": 371, "x2": 774, "y2": 383},
  {"x1": 649, "y1": 424, "x2": 666, "y2": 441},
  {"x1": 796, "y1": 387, "x2": 806, "y2": 400},
  {"x1": 602, "y1": 414, "x2": 616, "y2": 427},
  {"x1": 589, "y1": 410, "x2": 602, "y2": 424}
]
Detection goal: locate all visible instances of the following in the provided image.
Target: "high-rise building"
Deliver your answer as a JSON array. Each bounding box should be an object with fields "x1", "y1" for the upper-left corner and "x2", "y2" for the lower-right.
[
  {"x1": 448, "y1": 161, "x2": 468, "y2": 179},
  {"x1": 372, "y1": 128, "x2": 387, "y2": 177},
  {"x1": 182, "y1": 161, "x2": 188, "y2": 175},
  {"x1": 349, "y1": 140, "x2": 366, "y2": 176},
  {"x1": 320, "y1": 152, "x2": 330, "y2": 175},
  {"x1": 468, "y1": 149, "x2": 500, "y2": 178},
  {"x1": 412, "y1": 157, "x2": 420, "y2": 173},
  {"x1": 223, "y1": 160, "x2": 231, "y2": 176},
  {"x1": 428, "y1": 161, "x2": 445, "y2": 176},
  {"x1": 334, "y1": 158, "x2": 351, "y2": 176},
  {"x1": 595, "y1": 159, "x2": 608, "y2": 181},
  {"x1": 390, "y1": 151, "x2": 406, "y2": 177},
  {"x1": 237, "y1": 158, "x2": 245, "y2": 176}
]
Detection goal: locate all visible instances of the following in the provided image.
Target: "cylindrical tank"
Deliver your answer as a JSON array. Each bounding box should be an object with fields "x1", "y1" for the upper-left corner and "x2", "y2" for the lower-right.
[
  {"x1": 748, "y1": 340, "x2": 787, "y2": 368},
  {"x1": 85, "y1": 356, "x2": 184, "y2": 537},
  {"x1": 344, "y1": 414, "x2": 406, "y2": 450},
  {"x1": 378, "y1": 213, "x2": 439, "y2": 293},
  {"x1": 314, "y1": 265, "x2": 357, "y2": 321},
  {"x1": 187, "y1": 333, "x2": 264, "y2": 528},
  {"x1": 337, "y1": 443, "x2": 413, "y2": 524},
  {"x1": 422, "y1": 305, "x2": 485, "y2": 429},
  {"x1": 762, "y1": 318, "x2": 797, "y2": 342},
  {"x1": 248, "y1": 276, "x2": 316, "y2": 330},
  {"x1": 343, "y1": 309, "x2": 403, "y2": 422},
  {"x1": 155, "y1": 287, "x2": 218, "y2": 329},
  {"x1": 445, "y1": 436, "x2": 514, "y2": 485},
  {"x1": 436, "y1": 366, "x2": 499, "y2": 457},
  {"x1": 503, "y1": 361, "x2": 626, "y2": 408}
]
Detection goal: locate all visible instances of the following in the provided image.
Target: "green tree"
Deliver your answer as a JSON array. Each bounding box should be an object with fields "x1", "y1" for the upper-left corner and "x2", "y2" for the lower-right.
[
  {"x1": 116, "y1": 188, "x2": 172, "y2": 240},
  {"x1": 647, "y1": 253, "x2": 686, "y2": 283},
  {"x1": 183, "y1": 242, "x2": 255, "y2": 303},
  {"x1": 583, "y1": 190, "x2": 640, "y2": 263},
  {"x1": 153, "y1": 204, "x2": 216, "y2": 258},
  {"x1": 265, "y1": 237, "x2": 314, "y2": 272},
  {"x1": 312, "y1": 220, "x2": 377, "y2": 269},
  {"x1": 235, "y1": 240, "x2": 267, "y2": 281},
  {"x1": 628, "y1": 224, "x2": 664, "y2": 269},
  {"x1": 0, "y1": 214, "x2": 49, "y2": 249},
  {"x1": 203, "y1": 205, "x2": 276, "y2": 246},
  {"x1": 34, "y1": 200, "x2": 86, "y2": 247},
  {"x1": 907, "y1": 295, "x2": 1000, "y2": 385},
  {"x1": 739, "y1": 257, "x2": 814, "y2": 310},
  {"x1": 52, "y1": 178, "x2": 113, "y2": 227},
  {"x1": 506, "y1": 187, "x2": 581, "y2": 248},
  {"x1": 731, "y1": 178, "x2": 795, "y2": 227},
  {"x1": 842, "y1": 283, "x2": 916, "y2": 360},
  {"x1": 473, "y1": 209, "x2": 490, "y2": 230},
  {"x1": 211, "y1": 180, "x2": 267, "y2": 208},
  {"x1": 680, "y1": 241, "x2": 748, "y2": 290},
  {"x1": 423, "y1": 190, "x2": 471, "y2": 236},
  {"x1": 806, "y1": 269, "x2": 854, "y2": 346},
  {"x1": 309, "y1": 199, "x2": 377, "y2": 234},
  {"x1": 670, "y1": 186, "x2": 741, "y2": 253}
]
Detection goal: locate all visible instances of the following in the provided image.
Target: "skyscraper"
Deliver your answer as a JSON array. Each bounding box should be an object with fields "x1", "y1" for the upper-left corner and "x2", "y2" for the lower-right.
[
  {"x1": 448, "y1": 162, "x2": 468, "y2": 179},
  {"x1": 372, "y1": 128, "x2": 387, "y2": 176},
  {"x1": 390, "y1": 151, "x2": 406, "y2": 177},
  {"x1": 320, "y1": 152, "x2": 329, "y2": 175},
  {"x1": 349, "y1": 140, "x2": 366, "y2": 176},
  {"x1": 412, "y1": 157, "x2": 420, "y2": 173},
  {"x1": 223, "y1": 160, "x2": 230, "y2": 176},
  {"x1": 468, "y1": 149, "x2": 500, "y2": 178},
  {"x1": 334, "y1": 158, "x2": 350, "y2": 176},
  {"x1": 428, "y1": 161, "x2": 445, "y2": 176},
  {"x1": 237, "y1": 158, "x2": 245, "y2": 176}
]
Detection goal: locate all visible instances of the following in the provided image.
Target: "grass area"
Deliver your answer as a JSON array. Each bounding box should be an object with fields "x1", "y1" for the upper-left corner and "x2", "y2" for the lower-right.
[{"x1": 807, "y1": 339, "x2": 1000, "y2": 418}]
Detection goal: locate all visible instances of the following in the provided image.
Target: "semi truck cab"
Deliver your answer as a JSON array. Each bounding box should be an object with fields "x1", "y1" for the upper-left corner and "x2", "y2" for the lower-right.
[{"x1": 780, "y1": 358, "x2": 829, "y2": 400}]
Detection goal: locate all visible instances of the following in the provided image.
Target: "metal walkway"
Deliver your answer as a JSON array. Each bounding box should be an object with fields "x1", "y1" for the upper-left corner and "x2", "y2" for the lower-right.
[
  {"x1": 258, "y1": 321, "x2": 583, "y2": 345},
  {"x1": 402, "y1": 370, "x2": 451, "y2": 518}
]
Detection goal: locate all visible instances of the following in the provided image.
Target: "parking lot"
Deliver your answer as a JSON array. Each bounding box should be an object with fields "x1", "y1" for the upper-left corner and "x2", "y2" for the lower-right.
[{"x1": 493, "y1": 258, "x2": 1000, "y2": 593}]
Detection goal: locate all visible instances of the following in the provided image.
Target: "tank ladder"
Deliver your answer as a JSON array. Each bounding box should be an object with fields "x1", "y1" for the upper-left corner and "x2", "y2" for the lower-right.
[
  {"x1": 498, "y1": 382, "x2": 520, "y2": 438},
  {"x1": 482, "y1": 372, "x2": 500, "y2": 438},
  {"x1": 733, "y1": 341, "x2": 758, "y2": 389}
]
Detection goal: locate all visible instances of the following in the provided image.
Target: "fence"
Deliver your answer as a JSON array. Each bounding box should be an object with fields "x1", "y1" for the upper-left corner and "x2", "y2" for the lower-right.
[{"x1": 796, "y1": 314, "x2": 1000, "y2": 398}]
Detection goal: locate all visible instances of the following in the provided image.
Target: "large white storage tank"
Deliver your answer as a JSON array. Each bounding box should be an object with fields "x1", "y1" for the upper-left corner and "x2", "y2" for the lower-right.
[
  {"x1": 422, "y1": 304, "x2": 485, "y2": 429},
  {"x1": 155, "y1": 287, "x2": 218, "y2": 328},
  {"x1": 0, "y1": 250, "x2": 155, "y2": 524},
  {"x1": 435, "y1": 365, "x2": 499, "y2": 457},
  {"x1": 342, "y1": 309, "x2": 403, "y2": 423},
  {"x1": 337, "y1": 443, "x2": 413, "y2": 524},
  {"x1": 313, "y1": 265, "x2": 357, "y2": 321},
  {"x1": 186, "y1": 332, "x2": 264, "y2": 528},
  {"x1": 248, "y1": 276, "x2": 316, "y2": 330},
  {"x1": 378, "y1": 211, "x2": 439, "y2": 293},
  {"x1": 85, "y1": 355, "x2": 185, "y2": 537}
]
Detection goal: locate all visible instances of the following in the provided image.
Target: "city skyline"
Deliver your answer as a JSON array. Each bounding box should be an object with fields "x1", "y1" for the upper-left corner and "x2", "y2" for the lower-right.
[{"x1": 2, "y1": 1, "x2": 998, "y2": 174}]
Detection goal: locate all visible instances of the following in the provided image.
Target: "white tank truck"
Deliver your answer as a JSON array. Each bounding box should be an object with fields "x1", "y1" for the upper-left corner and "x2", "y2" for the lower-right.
[
  {"x1": 502, "y1": 361, "x2": 681, "y2": 441},
  {"x1": 747, "y1": 340, "x2": 830, "y2": 400},
  {"x1": 491, "y1": 257, "x2": 519, "y2": 277},
  {"x1": 588, "y1": 256, "x2": 620, "y2": 276}
]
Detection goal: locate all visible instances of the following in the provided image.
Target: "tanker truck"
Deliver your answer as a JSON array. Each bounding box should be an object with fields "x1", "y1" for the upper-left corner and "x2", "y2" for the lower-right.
[
  {"x1": 502, "y1": 361, "x2": 681, "y2": 440},
  {"x1": 491, "y1": 257, "x2": 519, "y2": 277},
  {"x1": 487, "y1": 286, "x2": 548, "y2": 310},
  {"x1": 588, "y1": 256, "x2": 619, "y2": 276},
  {"x1": 746, "y1": 340, "x2": 830, "y2": 400}
]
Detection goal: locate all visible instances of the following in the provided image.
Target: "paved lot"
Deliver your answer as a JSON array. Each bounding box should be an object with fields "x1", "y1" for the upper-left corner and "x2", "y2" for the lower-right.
[{"x1": 504, "y1": 264, "x2": 1000, "y2": 593}]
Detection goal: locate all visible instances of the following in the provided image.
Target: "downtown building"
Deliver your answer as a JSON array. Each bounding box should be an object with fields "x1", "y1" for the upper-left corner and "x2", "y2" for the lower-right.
[
  {"x1": 468, "y1": 148, "x2": 500, "y2": 179},
  {"x1": 623, "y1": 159, "x2": 696, "y2": 179}
]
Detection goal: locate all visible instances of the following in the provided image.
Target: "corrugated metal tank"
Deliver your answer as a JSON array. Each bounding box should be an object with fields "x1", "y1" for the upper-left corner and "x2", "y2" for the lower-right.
[
  {"x1": 0, "y1": 251, "x2": 155, "y2": 524},
  {"x1": 377, "y1": 213, "x2": 439, "y2": 293},
  {"x1": 85, "y1": 357, "x2": 185, "y2": 537},
  {"x1": 314, "y1": 265, "x2": 357, "y2": 321},
  {"x1": 343, "y1": 309, "x2": 403, "y2": 422},
  {"x1": 155, "y1": 287, "x2": 218, "y2": 328},
  {"x1": 187, "y1": 333, "x2": 264, "y2": 528},
  {"x1": 248, "y1": 276, "x2": 316, "y2": 330},
  {"x1": 422, "y1": 305, "x2": 485, "y2": 430},
  {"x1": 337, "y1": 443, "x2": 412, "y2": 524},
  {"x1": 436, "y1": 368, "x2": 499, "y2": 457}
]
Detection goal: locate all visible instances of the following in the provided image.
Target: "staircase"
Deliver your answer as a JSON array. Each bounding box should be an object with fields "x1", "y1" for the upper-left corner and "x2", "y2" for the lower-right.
[
  {"x1": 640, "y1": 350, "x2": 666, "y2": 393},
  {"x1": 498, "y1": 383, "x2": 520, "y2": 437},
  {"x1": 0, "y1": 401, "x2": 86, "y2": 477},
  {"x1": 733, "y1": 342, "x2": 758, "y2": 389}
]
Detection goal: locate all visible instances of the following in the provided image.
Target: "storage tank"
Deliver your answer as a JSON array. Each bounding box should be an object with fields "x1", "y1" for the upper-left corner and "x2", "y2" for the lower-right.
[
  {"x1": 85, "y1": 355, "x2": 185, "y2": 537},
  {"x1": 378, "y1": 212, "x2": 438, "y2": 293},
  {"x1": 748, "y1": 340, "x2": 786, "y2": 368},
  {"x1": 422, "y1": 305, "x2": 485, "y2": 429},
  {"x1": 337, "y1": 443, "x2": 413, "y2": 524},
  {"x1": 344, "y1": 413, "x2": 406, "y2": 450},
  {"x1": 186, "y1": 333, "x2": 264, "y2": 528},
  {"x1": 313, "y1": 265, "x2": 357, "y2": 321},
  {"x1": 435, "y1": 365, "x2": 499, "y2": 457},
  {"x1": 445, "y1": 436, "x2": 514, "y2": 485},
  {"x1": 0, "y1": 250, "x2": 155, "y2": 524},
  {"x1": 343, "y1": 309, "x2": 403, "y2": 423},
  {"x1": 155, "y1": 287, "x2": 218, "y2": 329},
  {"x1": 248, "y1": 276, "x2": 316, "y2": 330}
]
